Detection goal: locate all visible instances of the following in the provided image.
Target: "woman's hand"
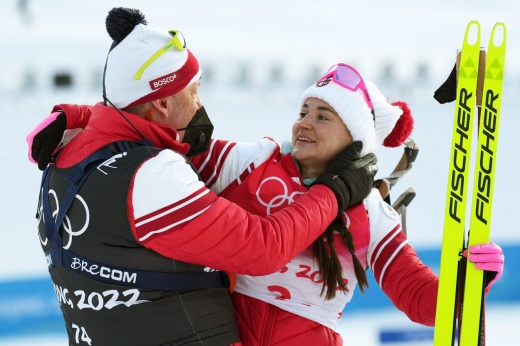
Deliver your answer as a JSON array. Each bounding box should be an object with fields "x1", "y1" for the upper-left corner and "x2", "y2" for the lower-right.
[{"x1": 463, "y1": 242, "x2": 504, "y2": 293}]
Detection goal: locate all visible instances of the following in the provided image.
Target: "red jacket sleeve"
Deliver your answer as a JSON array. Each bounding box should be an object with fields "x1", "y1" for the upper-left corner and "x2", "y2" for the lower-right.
[
  {"x1": 138, "y1": 184, "x2": 338, "y2": 276},
  {"x1": 380, "y1": 243, "x2": 439, "y2": 326},
  {"x1": 52, "y1": 103, "x2": 94, "y2": 129}
]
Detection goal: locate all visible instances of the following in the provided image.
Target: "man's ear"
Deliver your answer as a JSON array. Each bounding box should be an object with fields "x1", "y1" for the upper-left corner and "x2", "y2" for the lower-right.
[{"x1": 150, "y1": 97, "x2": 170, "y2": 120}]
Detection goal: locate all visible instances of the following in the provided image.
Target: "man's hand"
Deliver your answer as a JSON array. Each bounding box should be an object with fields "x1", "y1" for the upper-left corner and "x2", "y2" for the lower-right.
[
  {"x1": 311, "y1": 141, "x2": 378, "y2": 216},
  {"x1": 26, "y1": 112, "x2": 66, "y2": 170}
]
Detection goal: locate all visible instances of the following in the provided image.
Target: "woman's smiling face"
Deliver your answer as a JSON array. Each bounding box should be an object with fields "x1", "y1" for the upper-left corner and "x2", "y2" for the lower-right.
[{"x1": 291, "y1": 97, "x2": 353, "y2": 179}]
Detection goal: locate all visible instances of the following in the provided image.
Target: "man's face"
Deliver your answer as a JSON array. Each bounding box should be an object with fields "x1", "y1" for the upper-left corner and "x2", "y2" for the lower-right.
[{"x1": 168, "y1": 80, "x2": 202, "y2": 142}]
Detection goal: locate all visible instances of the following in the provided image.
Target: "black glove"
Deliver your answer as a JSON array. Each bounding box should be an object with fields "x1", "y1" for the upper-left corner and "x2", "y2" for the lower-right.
[
  {"x1": 311, "y1": 141, "x2": 378, "y2": 216},
  {"x1": 31, "y1": 112, "x2": 67, "y2": 170}
]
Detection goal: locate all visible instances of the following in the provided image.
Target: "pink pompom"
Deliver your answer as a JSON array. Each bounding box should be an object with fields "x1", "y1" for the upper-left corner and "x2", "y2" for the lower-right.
[{"x1": 383, "y1": 101, "x2": 414, "y2": 147}]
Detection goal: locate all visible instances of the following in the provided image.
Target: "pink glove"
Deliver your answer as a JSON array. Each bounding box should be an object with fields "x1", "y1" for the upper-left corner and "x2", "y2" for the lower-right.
[
  {"x1": 464, "y1": 242, "x2": 504, "y2": 293},
  {"x1": 26, "y1": 112, "x2": 67, "y2": 170},
  {"x1": 26, "y1": 112, "x2": 62, "y2": 164}
]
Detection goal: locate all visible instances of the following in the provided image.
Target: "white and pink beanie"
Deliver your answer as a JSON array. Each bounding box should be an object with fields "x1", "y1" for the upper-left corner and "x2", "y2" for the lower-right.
[{"x1": 300, "y1": 66, "x2": 414, "y2": 157}]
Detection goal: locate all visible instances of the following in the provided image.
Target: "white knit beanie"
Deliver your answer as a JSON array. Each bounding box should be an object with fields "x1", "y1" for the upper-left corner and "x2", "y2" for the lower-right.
[
  {"x1": 300, "y1": 64, "x2": 414, "y2": 157},
  {"x1": 104, "y1": 8, "x2": 201, "y2": 109}
]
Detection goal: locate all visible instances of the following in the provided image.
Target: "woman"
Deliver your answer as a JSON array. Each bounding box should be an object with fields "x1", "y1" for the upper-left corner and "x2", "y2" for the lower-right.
[
  {"x1": 27, "y1": 63, "x2": 503, "y2": 345},
  {"x1": 190, "y1": 63, "x2": 503, "y2": 345}
]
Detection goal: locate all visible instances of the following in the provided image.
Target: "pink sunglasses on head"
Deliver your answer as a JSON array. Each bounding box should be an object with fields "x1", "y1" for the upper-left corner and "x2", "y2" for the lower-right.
[{"x1": 316, "y1": 63, "x2": 375, "y2": 123}]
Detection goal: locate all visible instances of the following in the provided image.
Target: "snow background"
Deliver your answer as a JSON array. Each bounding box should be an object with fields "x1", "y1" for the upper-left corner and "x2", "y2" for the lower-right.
[{"x1": 1, "y1": 0, "x2": 519, "y2": 345}]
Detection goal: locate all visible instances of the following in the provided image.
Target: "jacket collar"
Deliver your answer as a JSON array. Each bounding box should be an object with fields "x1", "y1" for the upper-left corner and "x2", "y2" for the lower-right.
[{"x1": 57, "y1": 104, "x2": 190, "y2": 167}]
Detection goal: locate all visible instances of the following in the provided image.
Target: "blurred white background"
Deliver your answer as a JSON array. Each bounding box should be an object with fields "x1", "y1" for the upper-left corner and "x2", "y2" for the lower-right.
[{"x1": 1, "y1": 0, "x2": 519, "y2": 345}]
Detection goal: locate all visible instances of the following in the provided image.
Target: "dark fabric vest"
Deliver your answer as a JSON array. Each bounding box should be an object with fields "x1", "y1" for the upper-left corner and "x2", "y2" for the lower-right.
[{"x1": 37, "y1": 144, "x2": 239, "y2": 346}]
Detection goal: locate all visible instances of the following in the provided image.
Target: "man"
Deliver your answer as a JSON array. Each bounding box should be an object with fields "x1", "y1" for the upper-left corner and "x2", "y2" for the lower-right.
[{"x1": 32, "y1": 7, "x2": 377, "y2": 345}]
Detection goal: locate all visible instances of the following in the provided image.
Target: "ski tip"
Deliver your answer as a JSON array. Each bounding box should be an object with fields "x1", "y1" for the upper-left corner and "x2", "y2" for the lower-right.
[
  {"x1": 464, "y1": 21, "x2": 481, "y2": 47},
  {"x1": 490, "y1": 22, "x2": 507, "y2": 49}
]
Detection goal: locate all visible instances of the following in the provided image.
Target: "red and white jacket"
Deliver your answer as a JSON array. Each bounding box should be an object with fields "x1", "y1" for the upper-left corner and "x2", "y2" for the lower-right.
[
  {"x1": 52, "y1": 104, "x2": 438, "y2": 345},
  {"x1": 190, "y1": 138, "x2": 439, "y2": 345},
  {"x1": 50, "y1": 103, "x2": 340, "y2": 276}
]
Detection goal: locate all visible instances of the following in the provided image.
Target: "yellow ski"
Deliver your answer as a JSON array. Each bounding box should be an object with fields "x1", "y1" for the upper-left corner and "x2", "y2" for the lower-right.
[
  {"x1": 460, "y1": 22, "x2": 507, "y2": 346},
  {"x1": 434, "y1": 21, "x2": 481, "y2": 346}
]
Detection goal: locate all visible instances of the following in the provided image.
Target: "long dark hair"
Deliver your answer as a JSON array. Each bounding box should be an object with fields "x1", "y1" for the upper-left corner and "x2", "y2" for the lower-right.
[{"x1": 312, "y1": 216, "x2": 369, "y2": 300}]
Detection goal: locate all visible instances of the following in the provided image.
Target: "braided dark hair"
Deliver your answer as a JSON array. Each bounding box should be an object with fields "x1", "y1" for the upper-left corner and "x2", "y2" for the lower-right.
[{"x1": 312, "y1": 216, "x2": 369, "y2": 300}]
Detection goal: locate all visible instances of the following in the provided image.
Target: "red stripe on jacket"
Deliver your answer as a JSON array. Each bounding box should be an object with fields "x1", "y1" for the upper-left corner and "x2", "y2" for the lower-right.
[
  {"x1": 135, "y1": 187, "x2": 217, "y2": 241},
  {"x1": 193, "y1": 139, "x2": 236, "y2": 189},
  {"x1": 370, "y1": 225, "x2": 408, "y2": 287}
]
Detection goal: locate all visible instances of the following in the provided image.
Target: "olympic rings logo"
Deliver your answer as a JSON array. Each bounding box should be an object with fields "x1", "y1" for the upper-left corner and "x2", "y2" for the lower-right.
[
  {"x1": 38, "y1": 189, "x2": 90, "y2": 249},
  {"x1": 255, "y1": 175, "x2": 352, "y2": 228},
  {"x1": 255, "y1": 176, "x2": 303, "y2": 215}
]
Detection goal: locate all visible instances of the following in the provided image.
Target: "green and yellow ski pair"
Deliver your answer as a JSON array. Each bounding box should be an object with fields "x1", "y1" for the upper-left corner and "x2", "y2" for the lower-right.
[{"x1": 434, "y1": 21, "x2": 506, "y2": 346}]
